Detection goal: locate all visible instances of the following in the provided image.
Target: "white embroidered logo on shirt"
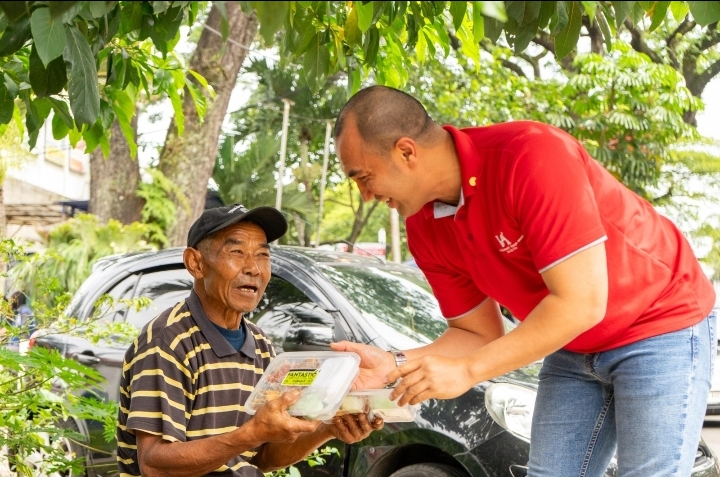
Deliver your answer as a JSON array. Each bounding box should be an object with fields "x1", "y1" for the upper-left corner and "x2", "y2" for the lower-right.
[{"x1": 496, "y1": 232, "x2": 524, "y2": 254}]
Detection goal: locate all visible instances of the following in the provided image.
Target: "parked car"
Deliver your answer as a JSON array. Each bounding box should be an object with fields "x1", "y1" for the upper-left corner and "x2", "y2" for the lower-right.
[{"x1": 32, "y1": 247, "x2": 720, "y2": 477}]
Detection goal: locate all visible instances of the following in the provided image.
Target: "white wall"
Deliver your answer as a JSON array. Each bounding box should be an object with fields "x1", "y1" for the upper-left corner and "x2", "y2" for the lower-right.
[{"x1": 6, "y1": 118, "x2": 90, "y2": 201}]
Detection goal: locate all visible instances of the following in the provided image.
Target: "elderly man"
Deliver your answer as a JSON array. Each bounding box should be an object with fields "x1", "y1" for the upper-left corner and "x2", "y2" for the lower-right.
[
  {"x1": 117, "y1": 204, "x2": 382, "y2": 477},
  {"x1": 331, "y1": 86, "x2": 716, "y2": 477}
]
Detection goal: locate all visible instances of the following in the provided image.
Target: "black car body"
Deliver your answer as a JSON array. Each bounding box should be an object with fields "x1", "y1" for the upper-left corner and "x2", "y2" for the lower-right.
[{"x1": 34, "y1": 247, "x2": 720, "y2": 477}]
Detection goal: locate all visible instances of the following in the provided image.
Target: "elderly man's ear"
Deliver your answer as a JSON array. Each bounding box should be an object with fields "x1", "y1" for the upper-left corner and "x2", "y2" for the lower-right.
[{"x1": 183, "y1": 247, "x2": 205, "y2": 279}]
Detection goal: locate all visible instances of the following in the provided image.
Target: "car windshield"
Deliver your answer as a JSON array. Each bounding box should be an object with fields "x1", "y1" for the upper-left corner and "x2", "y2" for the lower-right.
[{"x1": 319, "y1": 263, "x2": 449, "y2": 349}]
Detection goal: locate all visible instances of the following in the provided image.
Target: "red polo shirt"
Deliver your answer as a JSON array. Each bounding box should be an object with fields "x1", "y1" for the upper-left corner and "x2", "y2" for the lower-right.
[{"x1": 407, "y1": 122, "x2": 716, "y2": 353}]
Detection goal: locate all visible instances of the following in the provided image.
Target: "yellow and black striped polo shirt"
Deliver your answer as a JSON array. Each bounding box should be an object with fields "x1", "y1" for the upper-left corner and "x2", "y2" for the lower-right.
[{"x1": 117, "y1": 290, "x2": 275, "y2": 477}]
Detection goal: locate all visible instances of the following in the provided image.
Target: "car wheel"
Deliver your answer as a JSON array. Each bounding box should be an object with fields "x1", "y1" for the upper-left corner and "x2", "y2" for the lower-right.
[
  {"x1": 8, "y1": 419, "x2": 87, "y2": 477},
  {"x1": 388, "y1": 463, "x2": 466, "y2": 477}
]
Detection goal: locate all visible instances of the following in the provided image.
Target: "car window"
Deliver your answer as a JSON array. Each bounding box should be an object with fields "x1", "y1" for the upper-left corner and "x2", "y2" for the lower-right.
[
  {"x1": 320, "y1": 264, "x2": 449, "y2": 349},
  {"x1": 125, "y1": 268, "x2": 193, "y2": 330},
  {"x1": 248, "y1": 276, "x2": 332, "y2": 352},
  {"x1": 91, "y1": 275, "x2": 138, "y2": 324}
]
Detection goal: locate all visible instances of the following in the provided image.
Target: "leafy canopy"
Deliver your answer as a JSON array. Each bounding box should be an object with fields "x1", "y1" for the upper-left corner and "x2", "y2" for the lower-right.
[{"x1": 1, "y1": 1, "x2": 717, "y2": 149}]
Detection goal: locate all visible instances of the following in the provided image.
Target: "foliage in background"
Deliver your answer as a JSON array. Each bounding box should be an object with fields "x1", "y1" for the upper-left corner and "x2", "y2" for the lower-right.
[
  {"x1": 252, "y1": 1, "x2": 720, "y2": 94},
  {"x1": 0, "y1": 1, "x2": 210, "y2": 156},
  {"x1": 1, "y1": 1, "x2": 712, "y2": 148},
  {"x1": 136, "y1": 168, "x2": 190, "y2": 247},
  {"x1": 0, "y1": 238, "x2": 137, "y2": 477},
  {"x1": 10, "y1": 214, "x2": 156, "y2": 307},
  {"x1": 265, "y1": 446, "x2": 339, "y2": 477},
  {"x1": 0, "y1": 120, "x2": 34, "y2": 184}
]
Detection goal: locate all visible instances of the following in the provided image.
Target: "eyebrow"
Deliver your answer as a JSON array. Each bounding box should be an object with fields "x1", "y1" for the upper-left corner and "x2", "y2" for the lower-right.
[{"x1": 222, "y1": 238, "x2": 270, "y2": 249}]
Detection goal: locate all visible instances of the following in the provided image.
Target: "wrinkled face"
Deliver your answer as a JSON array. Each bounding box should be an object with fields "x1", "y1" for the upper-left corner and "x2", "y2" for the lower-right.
[
  {"x1": 336, "y1": 119, "x2": 426, "y2": 217},
  {"x1": 195, "y1": 222, "x2": 271, "y2": 314}
]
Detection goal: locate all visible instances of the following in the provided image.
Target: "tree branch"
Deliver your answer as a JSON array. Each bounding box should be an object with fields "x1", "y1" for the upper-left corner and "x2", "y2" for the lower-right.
[
  {"x1": 532, "y1": 31, "x2": 576, "y2": 72},
  {"x1": 624, "y1": 19, "x2": 664, "y2": 64},
  {"x1": 517, "y1": 50, "x2": 547, "y2": 79},
  {"x1": 665, "y1": 17, "x2": 696, "y2": 45},
  {"x1": 698, "y1": 22, "x2": 720, "y2": 52},
  {"x1": 480, "y1": 41, "x2": 527, "y2": 78}
]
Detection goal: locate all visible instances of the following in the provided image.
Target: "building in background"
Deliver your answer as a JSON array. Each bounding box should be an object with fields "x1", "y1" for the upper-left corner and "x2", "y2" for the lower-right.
[{"x1": 5, "y1": 117, "x2": 89, "y2": 246}]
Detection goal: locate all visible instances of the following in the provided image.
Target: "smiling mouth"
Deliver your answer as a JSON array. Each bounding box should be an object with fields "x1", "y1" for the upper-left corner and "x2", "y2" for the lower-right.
[{"x1": 236, "y1": 285, "x2": 258, "y2": 293}]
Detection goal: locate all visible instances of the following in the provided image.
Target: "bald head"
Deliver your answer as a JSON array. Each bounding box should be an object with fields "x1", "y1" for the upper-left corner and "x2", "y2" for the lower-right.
[{"x1": 334, "y1": 86, "x2": 441, "y2": 153}]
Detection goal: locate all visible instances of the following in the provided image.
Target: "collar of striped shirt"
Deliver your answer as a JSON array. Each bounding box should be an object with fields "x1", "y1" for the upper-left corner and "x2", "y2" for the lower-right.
[{"x1": 186, "y1": 290, "x2": 257, "y2": 360}]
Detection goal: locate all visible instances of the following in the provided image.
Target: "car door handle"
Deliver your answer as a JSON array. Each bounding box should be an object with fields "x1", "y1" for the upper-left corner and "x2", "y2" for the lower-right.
[{"x1": 72, "y1": 353, "x2": 101, "y2": 365}]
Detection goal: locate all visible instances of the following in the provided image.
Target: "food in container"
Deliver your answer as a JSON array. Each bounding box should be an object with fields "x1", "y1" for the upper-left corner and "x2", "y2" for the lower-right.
[
  {"x1": 336, "y1": 388, "x2": 418, "y2": 422},
  {"x1": 244, "y1": 351, "x2": 360, "y2": 421}
]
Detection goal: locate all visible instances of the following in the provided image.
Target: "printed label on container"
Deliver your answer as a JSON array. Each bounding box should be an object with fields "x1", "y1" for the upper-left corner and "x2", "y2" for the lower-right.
[{"x1": 282, "y1": 369, "x2": 319, "y2": 386}]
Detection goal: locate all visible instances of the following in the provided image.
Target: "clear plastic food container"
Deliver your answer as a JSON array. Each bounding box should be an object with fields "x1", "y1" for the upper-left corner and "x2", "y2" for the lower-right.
[
  {"x1": 337, "y1": 389, "x2": 418, "y2": 422},
  {"x1": 244, "y1": 351, "x2": 360, "y2": 421}
]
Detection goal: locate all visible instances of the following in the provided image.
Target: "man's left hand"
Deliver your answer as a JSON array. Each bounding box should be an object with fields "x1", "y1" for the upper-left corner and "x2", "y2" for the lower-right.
[
  {"x1": 387, "y1": 355, "x2": 475, "y2": 406},
  {"x1": 323, "y1": 413, "x2": 383, "y2": 444}
]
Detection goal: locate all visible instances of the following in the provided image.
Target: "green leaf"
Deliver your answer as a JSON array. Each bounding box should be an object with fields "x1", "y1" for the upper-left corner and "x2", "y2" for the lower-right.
[
  {"x1": 168, "y1": 88, "x2": 183, "y2": 135},
  {"x1": 48, "y1": 2, "x2": 79, "y2": 19},
  {"x1": 304, "y1": 39, "x2": 330, "y2": 93},
  {"x1": 255, "y1": 1, "x2": 289, "y2": 44},
  {"x1": 0, "y1": 2, "x2": 30, "y2": 22},
  {"x1": 0, "y1": 81, "x2": 14, "y2": 125},
  {"x1": 49, "y1": 97, "x2": 74, "y2": 128},
  {"x1": 357, "y1": 1, "x2": 374, "y2": 32},
  {"x1": 30, "y1": 7, "x2": 68, "y2": 67},
  {"x1": 484, "y1": 14, "x2": 504, "y2": 43},
  {"x1": 120, "y1": 1, "x2": 144, "y2": 34},
  {"x1": 670, "y1": 1, "x2": 689, "y2": 21},
  {"x1": 479, "y1": 1, "x2": 508, "y2": 22},
  {"x1": 473, "y1": 2, "x2": 485, "y2": 42},
  {"x1": 595, "y1": 10, "x2": 613, "y2": 51},
  {"x1": 551, "y1": 1, "x2": 569, "y2": 34},
  {"x1": 29, "y1": 46, "x2": 68, "y2": 97},
  {"x1": 688, "y1": 1, "x2": 720, "y2": 25},
  {"x1": 51, "y1": 111, "x2": 69, "y2": 139},
  {"x1": 63, "y1": 26, "x2": 100, "y2": 127},
  {"x1": 0, "y1": 15, "x2": 31, "y2": 57},
  {"x1": 112, "y1": 91, "x2": 137, "y2": 158},
  {"x1": 581, "y1": 1, "x2": 597, "y2": 21},
  {"x1": 89, "y1": 1, "x2": 119, "y2": 18},
  {"x1": 555, "y1": 1, "x2": 583, "y2": 60},
  {"x1": 611, "y1": 1, "x2": 636, "y2": 29},
  {"x1": 345, "y1": 6, "x2": 362, "y2": 46},
  {"x1": 450, "y1": 1, "x2": 468, "y2": 29},
  {"x1": 362, "y1": 26, "x2": 379, "y2": 65},
  {"x1": 416, "y1": 29, "x2": 427, "y2": 63},
  {"x1": 648, "y1": 1, "x2": 670, "y2": 31}
]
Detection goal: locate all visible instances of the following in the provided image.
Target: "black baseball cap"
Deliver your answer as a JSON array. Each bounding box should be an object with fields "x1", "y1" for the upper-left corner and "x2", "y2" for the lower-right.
[{"x1": 187, "y1": 204, "x2": 288, "y2": 248}]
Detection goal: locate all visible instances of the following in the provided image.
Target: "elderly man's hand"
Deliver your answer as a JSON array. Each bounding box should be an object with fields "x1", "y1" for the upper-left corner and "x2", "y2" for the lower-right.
[
  {"x1": 248, "y1": 390, "x2": 321, "y2": 443},
  {"x1": 322, "y1": 413, "x2": 383, "y2": 444}
]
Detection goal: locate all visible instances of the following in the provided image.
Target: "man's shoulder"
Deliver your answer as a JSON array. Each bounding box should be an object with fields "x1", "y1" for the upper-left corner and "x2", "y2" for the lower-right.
[
  {"x1": 245, "y1": 320, "x2": 275, "y2": 351},
  {"x1": 126, "y1": 299, "x2": 194, "y2": 358}
]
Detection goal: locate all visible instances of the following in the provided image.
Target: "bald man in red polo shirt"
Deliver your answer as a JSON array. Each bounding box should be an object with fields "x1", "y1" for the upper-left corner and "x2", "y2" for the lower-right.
[{"x1": 331, "y1": 86, "x2": 717, "y2": 477}]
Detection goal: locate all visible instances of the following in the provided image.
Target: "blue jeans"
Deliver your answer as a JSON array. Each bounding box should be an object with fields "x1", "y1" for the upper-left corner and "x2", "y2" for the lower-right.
[{"x1": 528, "y1": 312, "x2": 716, "y2": 477}]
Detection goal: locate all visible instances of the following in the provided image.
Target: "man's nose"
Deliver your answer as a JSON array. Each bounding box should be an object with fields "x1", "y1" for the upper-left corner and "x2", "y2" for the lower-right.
[
  {"x1": 356, "y1": 182, "x2": 374, "y2": 202},
  {"x1": 242, "y1": 257, "x2": 260, "y2": 275}
]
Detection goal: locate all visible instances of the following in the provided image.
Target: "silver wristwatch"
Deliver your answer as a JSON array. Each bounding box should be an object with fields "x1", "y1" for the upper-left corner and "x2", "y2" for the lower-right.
[{"x1": 386, "y1": 350, "x2": 407, "y2": 388}]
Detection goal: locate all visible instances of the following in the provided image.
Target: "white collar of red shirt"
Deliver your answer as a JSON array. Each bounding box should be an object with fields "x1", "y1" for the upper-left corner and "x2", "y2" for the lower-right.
[{"x1": 433, "y1": 189, "x2": 465, "y2": 219}]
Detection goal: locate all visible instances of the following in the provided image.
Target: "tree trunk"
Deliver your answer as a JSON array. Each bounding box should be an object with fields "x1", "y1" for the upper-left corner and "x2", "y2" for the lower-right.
[
  {"x1": 347, "y1": 198, "x2": 380, "y2": 252},
  {"x1": 159, "y1": 4, "x2": 257, "y2": 246},
  {"x1": 89, "y1": 118, "x2": 143, "y2": 224}
]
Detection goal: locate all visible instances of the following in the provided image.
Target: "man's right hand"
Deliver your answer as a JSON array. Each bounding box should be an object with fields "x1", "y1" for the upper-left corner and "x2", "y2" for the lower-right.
[
  {"x1": 248, "y1": 390, "x2": 320, "y2": 443},
  {"x1": 330, "y1": 341, "x2": 396, "y2": 390}
]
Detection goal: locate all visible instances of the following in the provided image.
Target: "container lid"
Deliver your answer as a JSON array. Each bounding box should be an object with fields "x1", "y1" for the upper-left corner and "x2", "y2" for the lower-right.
[
  {"x1": 244, "y1": 351, "x2": 360, "y2": 421},
  {"x1": 338, "y1": 389, "x2": 418, "y2": 423}
]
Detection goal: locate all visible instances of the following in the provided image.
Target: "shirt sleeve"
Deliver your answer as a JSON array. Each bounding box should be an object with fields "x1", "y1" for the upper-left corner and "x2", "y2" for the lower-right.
[
  {"x1": 125, "y1": 341, "x2": 193, "y2": 442},
  {"x1": 407, "y1": 214, "x2": 488, "y2": 319},
  {"x1": 507, "y1": 127, "x2": 607, "y2": 273}
]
